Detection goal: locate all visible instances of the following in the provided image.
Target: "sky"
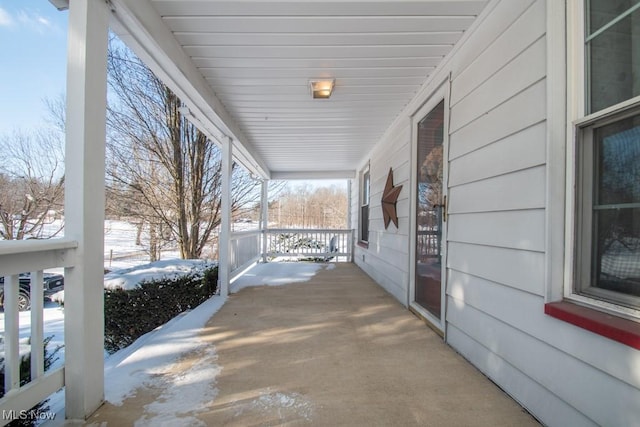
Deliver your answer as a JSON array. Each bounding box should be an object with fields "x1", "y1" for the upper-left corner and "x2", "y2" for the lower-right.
[{"x1": 0, "y1": 1, "x2": 67, "y2": 135}]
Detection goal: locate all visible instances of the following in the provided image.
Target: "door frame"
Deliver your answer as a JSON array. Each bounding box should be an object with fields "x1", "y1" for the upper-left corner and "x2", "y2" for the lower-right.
[{"x1": 408, "y1": 79, "x2": 451, "y2": 336}]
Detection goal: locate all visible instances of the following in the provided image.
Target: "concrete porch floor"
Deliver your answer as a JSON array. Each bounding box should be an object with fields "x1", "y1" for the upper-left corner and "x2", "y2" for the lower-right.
[{"x1": 86, "y1": 262, "x2": 539, "y2": 426}]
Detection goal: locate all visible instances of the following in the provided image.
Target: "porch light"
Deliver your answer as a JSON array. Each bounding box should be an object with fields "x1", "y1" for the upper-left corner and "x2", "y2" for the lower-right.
[{"x1": 309, "y1": 79, "x2": 335, "y2": 99}]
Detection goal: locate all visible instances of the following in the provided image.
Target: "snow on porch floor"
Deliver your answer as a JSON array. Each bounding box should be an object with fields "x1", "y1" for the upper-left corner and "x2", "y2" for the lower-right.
[{"x1": 80, "y1": 262, "x2": 539, "y2": 426}]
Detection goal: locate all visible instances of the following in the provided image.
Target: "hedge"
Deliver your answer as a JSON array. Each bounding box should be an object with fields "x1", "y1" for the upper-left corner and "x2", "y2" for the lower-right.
[{"x1": 104, "y1": 266, "x2": 218, "y2": 354}]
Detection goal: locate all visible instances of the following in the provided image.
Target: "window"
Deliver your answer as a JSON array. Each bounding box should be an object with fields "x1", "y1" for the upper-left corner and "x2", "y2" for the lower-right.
[
  {"x1": 585, "y1": 0, "x2": 640, "y2": 114},
  {"x1": 576, "y1": 108, "x2": 640, "y2": 310},
  {"x1": 359, "y1": 166, "x2": 370, "y2": 244},
  {"x1": 573, "y1": 0, "x2": 640, "y2": 315}
]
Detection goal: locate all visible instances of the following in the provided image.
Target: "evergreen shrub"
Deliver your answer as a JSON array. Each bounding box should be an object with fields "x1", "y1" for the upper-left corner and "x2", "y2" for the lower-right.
[{"x1": 104, "y1": 266, "x2": 218, "y2": 354}]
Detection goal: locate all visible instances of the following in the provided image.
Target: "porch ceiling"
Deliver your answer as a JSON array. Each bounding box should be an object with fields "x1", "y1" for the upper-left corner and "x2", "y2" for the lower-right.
[{"x1": 109, "y1": 0, "x2": 489, "y2": 179}]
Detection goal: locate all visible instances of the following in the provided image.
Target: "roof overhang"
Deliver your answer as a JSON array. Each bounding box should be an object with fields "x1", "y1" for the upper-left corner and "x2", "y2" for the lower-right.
[{"x1": 108, "y1": 0, "x2": 490, "y2": 180}]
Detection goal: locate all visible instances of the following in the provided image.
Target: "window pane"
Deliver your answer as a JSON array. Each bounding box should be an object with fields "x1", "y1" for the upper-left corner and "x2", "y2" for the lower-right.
[
  {"x1": 415, "y1": 100, "x2": 444, "y2": 320},
  {"x1": 595, "y1": 118, "x2": 640, "y2": 205},
  {"x1": 587, "y1": 6, "x2": 640, "y2": 113},
  {"x1": 589, "y1": 0, "x2": 640, "y2": 35},
  {"x1": 362, "y1": 170, "x2": 370, "y2": 204},
  {"x1": 589, "y1": 114, "x2": 640, "y2": 304},
  {"x1": 592, "y1": 208, "x2": 640, "y2": 300},
  {"x1": 360, "y1": 205, "x2": 369, "y2": 242}
]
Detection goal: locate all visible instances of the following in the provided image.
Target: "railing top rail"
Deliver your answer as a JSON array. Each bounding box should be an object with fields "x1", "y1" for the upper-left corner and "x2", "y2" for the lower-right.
[
  {"x1": 0, "y1": 239, "x2": 77, "y2": 276},
  {"x1": 266, "y1": 228, "x2": 352, "y2": 233},
  {"x1": 0, "y1": 238, "x2": 78, "y2": 256},
  {"x1": 230, "y1": 229, "x2": 262, "y2": 238}
]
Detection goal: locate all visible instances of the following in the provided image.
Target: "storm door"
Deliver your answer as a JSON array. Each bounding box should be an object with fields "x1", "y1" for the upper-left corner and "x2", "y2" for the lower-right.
[{"x1": 412, "y1": 97, "x2": 448, "y2": 331}]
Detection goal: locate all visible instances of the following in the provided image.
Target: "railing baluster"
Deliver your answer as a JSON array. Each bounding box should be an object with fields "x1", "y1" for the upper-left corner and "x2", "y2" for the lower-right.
[
  {"x1": 259, "y1": 229, "x2": 352, "y2": 261},
  {"x1": 4, "y1": 274, "x2": 20, "y2": 393},
  {"x1": 30, "y1": 270, "x2": 44, "y2": 380}
]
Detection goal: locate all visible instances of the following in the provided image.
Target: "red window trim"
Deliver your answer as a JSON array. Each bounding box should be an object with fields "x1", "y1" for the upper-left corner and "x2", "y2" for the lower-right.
[{"x1": 545, "y1": 301, "x2": 640, "y2": 350}]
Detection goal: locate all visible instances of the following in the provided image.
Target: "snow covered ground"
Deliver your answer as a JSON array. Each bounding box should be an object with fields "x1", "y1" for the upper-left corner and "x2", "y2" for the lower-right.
[{"x1": 103, "y1": 259, "x2": 217, "y2": 291}]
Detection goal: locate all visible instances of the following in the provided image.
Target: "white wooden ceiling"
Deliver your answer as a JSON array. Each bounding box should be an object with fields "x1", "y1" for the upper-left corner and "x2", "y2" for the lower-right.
[{"x1": 111, "y1": 0, "x2": 489, "y2": 179}]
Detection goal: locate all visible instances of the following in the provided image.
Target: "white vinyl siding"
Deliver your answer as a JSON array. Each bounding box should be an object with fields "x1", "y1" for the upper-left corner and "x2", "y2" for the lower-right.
[
  {"x1": 445, "y1": 1, "x2": 640, "y2": 425},
  {"x1": 354, "y1": 120, "x2": 411, "y2": 305},
  {"x1": 354, "y1": 0, "x2": 640, "y2": 426},
  {"x1": 448, "y1": 122, "x2": 546, "y2": 186}
]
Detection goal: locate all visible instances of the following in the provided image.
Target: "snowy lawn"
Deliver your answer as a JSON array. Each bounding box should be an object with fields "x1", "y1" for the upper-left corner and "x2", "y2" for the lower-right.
[
  {"x1": 51, "y1": 258, "x2": 218, "y2": 306},
  {"x1": 103, "y1": 259, "x2": 217, "y2": 290}
]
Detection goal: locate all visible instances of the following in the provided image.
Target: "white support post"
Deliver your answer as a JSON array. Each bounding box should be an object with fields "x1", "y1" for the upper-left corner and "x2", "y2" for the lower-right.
[
  {"x1": 261, "y1": 180, "x2": 269, "y2": 263},
  {"x1": 218, "y1": 136, "x2": 233, "y2": 297},
  {"x1": 347, "y1": 179, "x2": 352, "y2": 230},
  {"x1": 63, "y1": 0, "x2": 109, "y2": 420},
  {"x1": 347, "y1": 179, "x2": 353, "y2": 262}
]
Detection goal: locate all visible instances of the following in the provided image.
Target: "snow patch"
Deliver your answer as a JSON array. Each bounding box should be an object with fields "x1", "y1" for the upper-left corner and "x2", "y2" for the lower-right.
[
  {"x1": 104, "y1": 296, "x2": 226, "y2": 406},
  {"x1": 104, "y1": 259, "x2": 217, "y2": 290},
  {"x1": 234, "y1": 389, "x2": 314, "y2": 422},
  {"x1": 46, "y1": 295, "x2": 226, "y2": 420},
  {"x1": 230, "y1": 262, "x2": 323, "y2": 292},
  {"x1": 135, "y1": 347, "x2": 221, "y2": 427}
]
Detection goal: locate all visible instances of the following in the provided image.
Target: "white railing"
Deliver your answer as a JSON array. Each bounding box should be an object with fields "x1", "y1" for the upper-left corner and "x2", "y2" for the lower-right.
[
  {"x1": 229, "y1": 230, "x2": 261, "y2": 279},
  {"x1": 0, "y1": 239, "x2": 77, "y2": 426},
  {"x1": 264, "y1": 229, "x2": 353, "y2": 262},
  {"x1": 228, "y1": 228, "x2": 353, "y2": 281}
]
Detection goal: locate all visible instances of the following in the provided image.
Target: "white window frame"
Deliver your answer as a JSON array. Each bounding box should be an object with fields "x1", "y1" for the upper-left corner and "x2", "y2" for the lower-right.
[
  {"x1": 563, "y1": 0, "x2": 640, "y2": 320},
  {"x1": 358, "y1": 164, "x2": 370, "y2": 245}
]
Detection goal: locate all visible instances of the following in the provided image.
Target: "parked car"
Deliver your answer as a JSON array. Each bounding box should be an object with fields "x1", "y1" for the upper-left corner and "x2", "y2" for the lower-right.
[{"x1": 0, "y1": 273, "x2": 64, "y2": 312}]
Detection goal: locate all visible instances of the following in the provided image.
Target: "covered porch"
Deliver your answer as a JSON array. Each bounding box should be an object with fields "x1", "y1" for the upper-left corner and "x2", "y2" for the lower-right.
[
  {"x1": 84, "y1": 262, "x2": 538, "y2": 426},
  {"x1": 0, "y1": 0, "x2": 541, "y2": 424}
]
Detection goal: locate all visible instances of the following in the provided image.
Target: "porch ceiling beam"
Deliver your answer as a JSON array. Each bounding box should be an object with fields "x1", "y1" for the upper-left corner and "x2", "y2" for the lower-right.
[
  {"x1": 270, "y1": 170, "x2": 356, "y2": 180},
  {"x1": 108, "y1": 0, "x2": 271, "y2": 179}
]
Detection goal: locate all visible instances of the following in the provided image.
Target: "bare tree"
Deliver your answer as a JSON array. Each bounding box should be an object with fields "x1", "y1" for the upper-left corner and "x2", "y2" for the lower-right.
[
  {"x1": 0, "y1": 129, "x2": 65, "y2": 240},
  {"x1": 269, "y1": 182, "x2": 347, "y2": 228},
  {"x1": 106, "y1": 39, "x2": 262, "y2": 259}
]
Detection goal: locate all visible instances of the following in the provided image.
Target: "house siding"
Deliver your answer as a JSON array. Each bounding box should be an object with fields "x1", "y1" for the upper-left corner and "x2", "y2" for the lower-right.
[
  {"x1": 354, "y1": 0, "x2": 640, "y2": 426},
  {"x1": 354, "y1": 119, "x2": 411, "y2": 305}
]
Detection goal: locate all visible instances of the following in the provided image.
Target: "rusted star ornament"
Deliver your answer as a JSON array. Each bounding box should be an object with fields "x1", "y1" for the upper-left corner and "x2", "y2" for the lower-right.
[{"x1": 381, "y1": 168, "x2": 402, "y2": 229}]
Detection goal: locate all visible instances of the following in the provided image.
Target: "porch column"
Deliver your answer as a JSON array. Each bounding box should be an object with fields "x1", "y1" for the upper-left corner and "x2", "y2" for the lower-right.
[
  {"x1": 347, "y1": 179, "x2": 353, "y2": 262},
  {"x1": 63, "y1": 0, "x2": 109, "y2": 420},
  {"x1": 261, "y1": 179, "x2": 269, "y2": 263},
  {"x1": 218, "y1": 136, "x2": 232, "y2": 297}
]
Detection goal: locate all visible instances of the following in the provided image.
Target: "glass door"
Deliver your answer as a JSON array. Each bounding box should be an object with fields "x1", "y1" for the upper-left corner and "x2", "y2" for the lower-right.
[{"x1": 414, "y1": 99, "x2": 447, "y2": 325}]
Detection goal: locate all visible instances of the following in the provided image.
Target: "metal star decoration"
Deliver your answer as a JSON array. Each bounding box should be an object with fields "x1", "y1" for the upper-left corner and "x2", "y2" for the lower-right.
[{"x1": 381, "y1": 167, "x2": 402, "y2": 229}]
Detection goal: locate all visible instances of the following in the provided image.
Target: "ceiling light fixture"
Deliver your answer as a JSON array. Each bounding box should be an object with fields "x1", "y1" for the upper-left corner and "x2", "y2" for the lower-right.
[{"x1": 309, "y1": 79, "x2": 335, "y2": 99}]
